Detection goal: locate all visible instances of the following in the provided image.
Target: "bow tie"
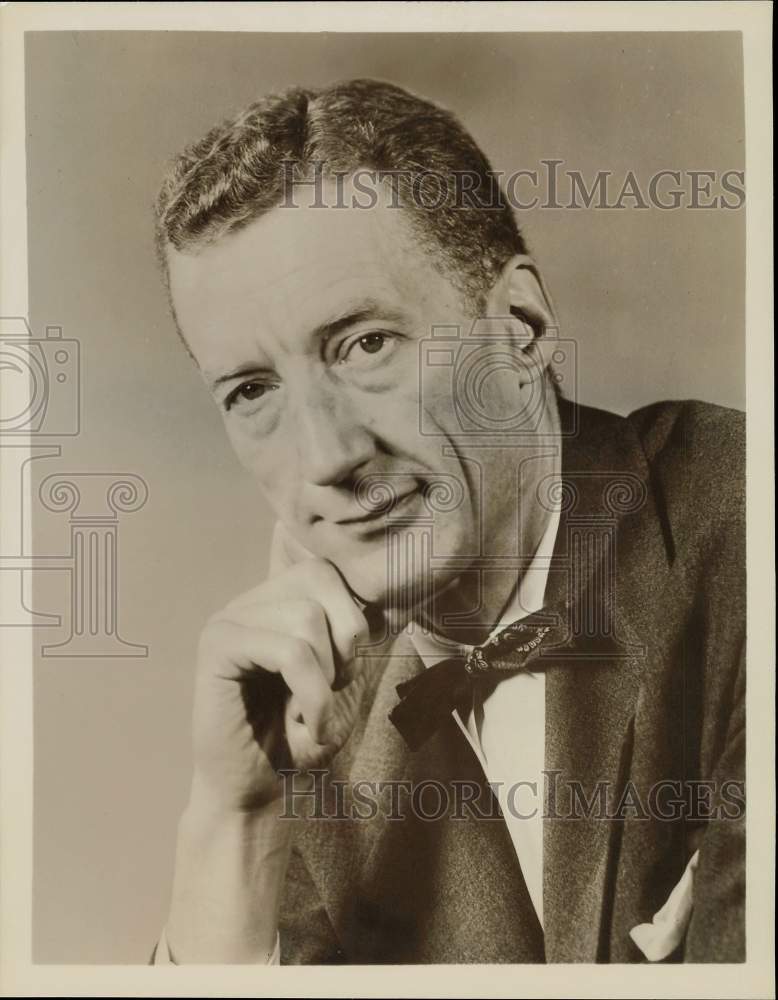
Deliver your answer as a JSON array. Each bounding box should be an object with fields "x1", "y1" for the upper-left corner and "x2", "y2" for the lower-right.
[{"x1": 388, "y1": 608, "x2": 560, "y2": 751}]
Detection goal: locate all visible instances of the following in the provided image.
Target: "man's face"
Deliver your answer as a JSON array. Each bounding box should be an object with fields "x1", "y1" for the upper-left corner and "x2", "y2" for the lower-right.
[{"x1": 168, "y1": 182, "x2": 536, "y2": 609}]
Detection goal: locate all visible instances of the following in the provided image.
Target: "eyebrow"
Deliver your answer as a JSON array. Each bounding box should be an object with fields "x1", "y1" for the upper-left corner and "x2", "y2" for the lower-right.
[
  {"x1": 310, "y1": 298, "x2": 408, "y2": 346},
  {"x1": 207, "y1": 298, "x2": 409, "y2": 389},
  {"x1": 209, "y1": 363, "x2": 275, "y2": 390}
]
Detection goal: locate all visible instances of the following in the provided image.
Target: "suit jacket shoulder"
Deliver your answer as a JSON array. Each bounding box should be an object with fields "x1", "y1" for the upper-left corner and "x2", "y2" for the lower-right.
[{"x1": 627, "y1": 399, "x2": 745, "y2": 547}]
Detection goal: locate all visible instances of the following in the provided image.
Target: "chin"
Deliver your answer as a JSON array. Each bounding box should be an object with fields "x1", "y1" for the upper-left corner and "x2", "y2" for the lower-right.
[
  {"x1": 331, "y1": 547, "x2": 406, "y2": 607},
  {"x1": 332, "y1": 530, "x2": 460, "y2": 624}
]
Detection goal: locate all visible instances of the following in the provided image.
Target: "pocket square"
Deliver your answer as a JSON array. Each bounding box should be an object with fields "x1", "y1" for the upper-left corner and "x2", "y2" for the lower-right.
[{"x1": 629, "y1": 849, "x2": 700, "y2": 961}]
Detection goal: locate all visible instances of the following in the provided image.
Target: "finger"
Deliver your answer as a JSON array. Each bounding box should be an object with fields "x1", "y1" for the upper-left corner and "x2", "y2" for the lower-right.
[
  {"x1": 298, "y1": 562, "x2": 370, "y2": 668},
  {"x1": 201, "y1": 620, "x2": 334, "y2": 743},
  {"x1": 218, "y1": 599, "x2": 336, "y2": 687},
  {"x1": 230, "y1": 561, "x2": 369, "y2": 667}
]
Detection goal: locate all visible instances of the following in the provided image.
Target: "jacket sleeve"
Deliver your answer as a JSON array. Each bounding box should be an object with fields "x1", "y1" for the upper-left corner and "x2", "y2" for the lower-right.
[{"x1": 684, "y1": 640, "x2": 745, "y2": 961}]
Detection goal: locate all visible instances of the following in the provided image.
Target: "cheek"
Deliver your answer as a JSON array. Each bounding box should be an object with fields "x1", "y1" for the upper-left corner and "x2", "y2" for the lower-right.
[
  {"x1": 225, "y1": 423, "x2": 298, "y2": 503},
  {"x1": 417, "y1": 366, "x2": 460, "y2": 434},
  {"x1": 419, "y1": 347, "x2": 530, "y2": 435}
]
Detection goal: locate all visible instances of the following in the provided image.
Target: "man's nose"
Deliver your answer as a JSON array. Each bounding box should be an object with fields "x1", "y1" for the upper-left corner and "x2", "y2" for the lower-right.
[{"x1": 289, "y1": 379, "x2": 376, "y2": 487}]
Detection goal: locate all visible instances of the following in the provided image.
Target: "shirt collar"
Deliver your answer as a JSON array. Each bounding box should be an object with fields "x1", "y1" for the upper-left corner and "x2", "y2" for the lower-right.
[{"x1": 407, "y1": 469, "x2": 562, "y2": 665}]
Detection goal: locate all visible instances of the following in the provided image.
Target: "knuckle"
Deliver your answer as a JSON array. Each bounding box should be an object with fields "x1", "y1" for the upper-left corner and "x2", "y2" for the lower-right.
[
  {"x1": 336, "y1": 608, "x2": 368, "y2": 653},
  {"x1": 350, "y1": 608, "x2": 371, "y2": 644},
  {"x1": 198, "y1": 616, "x2": 229, "y2": 652},
  {"x1": 283, "y1": 634, "x2": 314, "y2": 666},
  {"x1": 295, "y1": 598, "x2": 325, "y2": 633}
]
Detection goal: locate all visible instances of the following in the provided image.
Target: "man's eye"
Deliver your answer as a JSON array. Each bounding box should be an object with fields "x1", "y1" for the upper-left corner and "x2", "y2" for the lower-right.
[
  {"x1": 340, "y1": 332, "x2": 397, "y2": 367},
  {"x1": 224, "y1": 380, "x2": 276, "y2": 412},
  {"x1": 356, "y1": 333, "x2": 386, "y2": 354}
]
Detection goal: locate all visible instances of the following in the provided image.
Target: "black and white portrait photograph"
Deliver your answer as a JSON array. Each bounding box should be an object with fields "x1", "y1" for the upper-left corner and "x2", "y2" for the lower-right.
[{"x1": 0, "y1": 3, "x2": 773, "y2": 998}]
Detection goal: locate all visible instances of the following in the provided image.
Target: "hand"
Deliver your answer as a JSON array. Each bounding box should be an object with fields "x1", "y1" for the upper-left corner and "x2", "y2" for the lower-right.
[{"x1": 189, "y1": 522, "x2": 371, "y2": 813}]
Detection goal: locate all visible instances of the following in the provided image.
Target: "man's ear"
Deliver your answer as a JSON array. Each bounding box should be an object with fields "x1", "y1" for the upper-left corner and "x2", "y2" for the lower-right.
[
  {"x1": 495, "y1": 254, "x2": 558, "y2": 334},
  {"x1": 486, "y1": 254, "x2": 560, "y2": 380}
]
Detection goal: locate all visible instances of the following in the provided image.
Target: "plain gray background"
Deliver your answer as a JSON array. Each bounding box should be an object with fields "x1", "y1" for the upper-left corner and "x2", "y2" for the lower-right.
[{"x1": 26, "y1": 31, "x2": 744, "y2": 963}]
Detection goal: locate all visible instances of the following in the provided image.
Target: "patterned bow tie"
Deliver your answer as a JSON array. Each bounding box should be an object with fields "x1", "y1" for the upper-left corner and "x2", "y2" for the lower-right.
[{"x1": 388, "y1": 608, "x2": 559, "y2": 751}]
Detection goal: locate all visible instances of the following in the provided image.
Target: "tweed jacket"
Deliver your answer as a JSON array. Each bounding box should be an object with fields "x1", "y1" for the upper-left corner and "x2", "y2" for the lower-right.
[{"x1": 278, "y1": 396, "x2": 746, "y2": 964}]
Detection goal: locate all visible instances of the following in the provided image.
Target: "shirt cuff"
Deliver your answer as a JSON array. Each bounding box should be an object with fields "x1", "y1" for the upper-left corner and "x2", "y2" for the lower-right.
[{"x1": 152, "y1": 925, "x2": 281, "y2": 964}]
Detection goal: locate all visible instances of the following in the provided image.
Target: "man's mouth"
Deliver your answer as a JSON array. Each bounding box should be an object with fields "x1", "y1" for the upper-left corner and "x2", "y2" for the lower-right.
[{"x1": 335, "y1": 486, "x2": 421, "y2": 529}]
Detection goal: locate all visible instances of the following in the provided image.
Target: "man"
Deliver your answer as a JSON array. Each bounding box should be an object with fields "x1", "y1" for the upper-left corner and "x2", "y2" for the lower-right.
[{"x1": 151, "y1": 79, "x2": 745, "y2": 964}]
